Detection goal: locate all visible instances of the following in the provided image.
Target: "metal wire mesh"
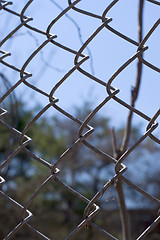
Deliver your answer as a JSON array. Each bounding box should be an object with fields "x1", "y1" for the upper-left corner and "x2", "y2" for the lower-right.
[{"x1": 0, "y1": 0, "x2": 160, "y2": 239}]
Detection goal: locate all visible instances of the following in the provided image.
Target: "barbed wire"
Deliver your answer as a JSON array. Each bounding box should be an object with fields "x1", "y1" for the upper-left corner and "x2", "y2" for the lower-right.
[{"x1": 0, "y1": 0, "x2": 160, "y2": 239}]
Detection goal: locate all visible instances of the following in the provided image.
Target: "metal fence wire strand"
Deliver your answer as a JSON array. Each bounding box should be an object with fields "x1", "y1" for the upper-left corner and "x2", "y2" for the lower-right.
[{"x1": 0, "y1": 0, "x2": 160, "y2": 239}]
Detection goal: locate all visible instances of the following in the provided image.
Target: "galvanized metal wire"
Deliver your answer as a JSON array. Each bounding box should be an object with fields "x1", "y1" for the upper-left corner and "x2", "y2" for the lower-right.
[{"x1": 0, "y1": 0, "x2": 160, "y2": 239}]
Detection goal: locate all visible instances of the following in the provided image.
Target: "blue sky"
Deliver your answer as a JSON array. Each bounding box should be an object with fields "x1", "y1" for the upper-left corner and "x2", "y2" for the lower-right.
[{"x1": 1, "y1": 0, "x2": 160, "y2": 131}]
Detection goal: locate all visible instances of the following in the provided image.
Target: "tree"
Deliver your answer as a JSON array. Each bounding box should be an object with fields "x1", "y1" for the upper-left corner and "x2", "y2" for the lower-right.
[
  {"x1": 0, "y1": 0, "x2": 160, "y2": 239},
  {"x1": 0, "y1": 92, "x2": 160, "y2": 239}
]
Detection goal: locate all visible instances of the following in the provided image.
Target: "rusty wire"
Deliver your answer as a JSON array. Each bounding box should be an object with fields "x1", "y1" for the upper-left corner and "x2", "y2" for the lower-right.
[{"x1": 0, "y1": 0, "x2": 160, "y2": 239}]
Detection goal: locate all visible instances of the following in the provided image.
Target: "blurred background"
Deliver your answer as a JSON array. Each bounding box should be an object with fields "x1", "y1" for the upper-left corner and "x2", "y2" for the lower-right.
[{"x1": 0, "y1": 0, "x2": 160, "y2": 239}]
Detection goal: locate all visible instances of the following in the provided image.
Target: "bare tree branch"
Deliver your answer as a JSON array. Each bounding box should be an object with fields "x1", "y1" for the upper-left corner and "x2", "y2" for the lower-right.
[
  {"x1": 49, "y1": 0, "x2": 95, "y2": 75},
  {"x1": 121, "y1": 0, "x2": 144, "y2": 153},
  {"x1": 112, "y1": 1, "x2": 145, "y2": 240}
]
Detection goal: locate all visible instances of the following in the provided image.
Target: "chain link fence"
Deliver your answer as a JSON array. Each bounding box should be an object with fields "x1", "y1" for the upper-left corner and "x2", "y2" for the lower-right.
[{"x1": 0, "y1": 0, "x2": 160, "y2": 239}]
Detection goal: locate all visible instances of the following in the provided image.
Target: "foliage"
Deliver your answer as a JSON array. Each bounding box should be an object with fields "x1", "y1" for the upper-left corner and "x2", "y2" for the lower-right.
[{"x1": 0, "y1": 99, "x2": 160, "y2": 239}]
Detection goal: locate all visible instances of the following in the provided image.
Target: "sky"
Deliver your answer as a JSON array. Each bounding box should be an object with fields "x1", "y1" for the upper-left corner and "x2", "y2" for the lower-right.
[
  {"x1": 0, "y1": 0, "x2": 160, "y2": 132},
  {"x1": 0, "y1": 0, "x2": 160, "y2": 210}
]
